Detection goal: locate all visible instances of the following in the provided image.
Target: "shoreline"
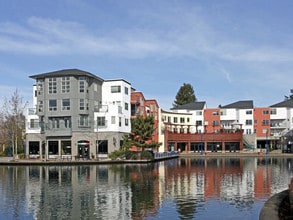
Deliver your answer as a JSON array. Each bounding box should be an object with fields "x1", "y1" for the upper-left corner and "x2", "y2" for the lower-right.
[{"x1": 1, "y1": 151, "x2": 293, "y2": 166}]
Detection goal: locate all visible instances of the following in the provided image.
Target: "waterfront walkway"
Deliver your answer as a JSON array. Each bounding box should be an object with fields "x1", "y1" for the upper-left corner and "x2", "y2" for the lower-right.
[{"x1": 0, "y1": 150, "x2": 292, "y2": 165}]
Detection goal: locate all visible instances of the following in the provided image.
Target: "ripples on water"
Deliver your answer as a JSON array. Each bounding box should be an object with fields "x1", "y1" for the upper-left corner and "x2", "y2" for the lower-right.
[{"x1": 0, "y1": 157, "x2": 292, "y2": 220}]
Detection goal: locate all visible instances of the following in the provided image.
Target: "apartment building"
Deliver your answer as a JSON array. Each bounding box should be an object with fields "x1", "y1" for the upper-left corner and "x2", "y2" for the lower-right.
[
  {"x1": 158, "y1": 99, "x2": 293, "y2": 153},
  {"x1": 130, "y1": 91, "x2": 160, "y2": 149},
  {"x1": 25, "y1": 69, "x2": 131, "y2": 159}
]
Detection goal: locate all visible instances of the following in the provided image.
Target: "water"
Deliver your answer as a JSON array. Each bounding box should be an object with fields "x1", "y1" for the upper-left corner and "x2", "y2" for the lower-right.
[{"x1": 0, "y1": 157, "x2": 292, "y2": 220}]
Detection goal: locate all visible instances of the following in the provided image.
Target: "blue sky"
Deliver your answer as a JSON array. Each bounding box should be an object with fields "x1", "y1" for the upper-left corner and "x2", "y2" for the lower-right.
[{"x1": 0, "y1": 0, "x2": 293, "y2": 110}]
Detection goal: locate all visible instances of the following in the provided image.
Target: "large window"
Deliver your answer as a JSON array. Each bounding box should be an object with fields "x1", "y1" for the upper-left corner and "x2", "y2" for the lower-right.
[
  {"x1": 48, "y1": 78, "x2": 57, "y2": 94},
  {"x1": 79, "y1": 76, "x2": 87, "y2": 93},
  {"x1": 270, "y1": 108, "x2": 277, "y2": 115},
  {"x1": 36, "y1": 79, "x2": 43, "y2": 95},
  {"x1": 30, "y1": 119, "x2": 39, "y2": 129},
  {"x1": 79, "y1": 115, "x2": 89, "y2": 127},
  {"x1": 98, "y1": 140, "x2": 108, "y2": 154},
  {"x1": 262, "y1": 120, "x2": 270, "y2": 125},
  {"x1": 111, "y1": 85, "x2": 121, "y2": 93},
  {"x1": 48, "y1": 141, "x2": 58, "y2": 155},
  {"x1": 49, "y1": 99, "x2": 57, "y2": 111},
  {"x1": 80, "y1": 99, "x2": 85, "y2": 110},
  {"x1": 61, "y1": 77, "x2": 70, "y2": 93},
  {"x1": 124, "y1": 86, "x2": 129, "y2": 95},
  {"x1": 97, "y1": 116, "x2": 106, "y2": 126},
  {"x1": 62, "y1": 99, "x2": 70, "y2": 110},
  {"x1": 263, "y1": 110, "x2": 269, "y2": 115},
  {"x1": 61, "y1": 141, "x2": 71, "y2": 155}
]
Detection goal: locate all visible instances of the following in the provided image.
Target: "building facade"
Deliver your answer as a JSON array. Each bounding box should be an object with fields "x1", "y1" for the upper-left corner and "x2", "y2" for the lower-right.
[{"x1": 25, "y1": 69, "x2": 131, "y2": 159}]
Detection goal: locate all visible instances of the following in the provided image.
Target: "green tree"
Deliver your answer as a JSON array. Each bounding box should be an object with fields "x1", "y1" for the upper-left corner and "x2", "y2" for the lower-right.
[
  {"x1": 173, "y1": 83, "x2": 197, "y2": 107},
  {"x1": 130, "y1": 115, "x2": 159, "y2": 150}
]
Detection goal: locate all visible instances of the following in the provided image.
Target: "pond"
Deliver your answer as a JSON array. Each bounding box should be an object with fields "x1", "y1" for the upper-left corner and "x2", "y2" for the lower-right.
[{"x1": 0, "y1": 157, "x2": 292, "y2": 220}]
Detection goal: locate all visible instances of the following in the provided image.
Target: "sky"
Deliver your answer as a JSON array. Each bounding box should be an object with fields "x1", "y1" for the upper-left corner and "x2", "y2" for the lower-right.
[{"x1": 0, "y1": 0, "x2": 293, "y2": 110}]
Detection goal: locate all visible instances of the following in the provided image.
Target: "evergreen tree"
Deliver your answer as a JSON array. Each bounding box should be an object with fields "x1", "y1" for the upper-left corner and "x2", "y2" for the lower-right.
[{"x1": 173, "y1": 83, "x2": 197, "y2": 107}]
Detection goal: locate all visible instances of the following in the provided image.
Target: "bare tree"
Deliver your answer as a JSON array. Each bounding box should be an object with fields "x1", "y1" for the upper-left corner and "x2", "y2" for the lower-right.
[{"x1": 1, "y1": 89, "x2": 27, "y2": 159}]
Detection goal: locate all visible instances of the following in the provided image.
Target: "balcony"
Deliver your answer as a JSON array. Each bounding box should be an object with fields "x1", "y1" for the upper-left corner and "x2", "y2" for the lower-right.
[
  {"x1": 94, "y1": 105, "x2": 108, "y2": 113},
  {"x1": 27, "y1": 108, "x2": 37, "y2": 115}
]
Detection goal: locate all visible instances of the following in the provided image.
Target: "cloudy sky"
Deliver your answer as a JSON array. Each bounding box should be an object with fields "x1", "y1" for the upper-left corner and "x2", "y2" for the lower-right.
[{"x1": 0, "y1": 0, "x2": 292, "y2": 110}]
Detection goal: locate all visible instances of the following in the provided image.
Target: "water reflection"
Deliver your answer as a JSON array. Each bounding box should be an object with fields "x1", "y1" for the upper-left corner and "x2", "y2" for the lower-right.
[{"x1": 0, "y1": 157, "x2": 292, "y2": 220}]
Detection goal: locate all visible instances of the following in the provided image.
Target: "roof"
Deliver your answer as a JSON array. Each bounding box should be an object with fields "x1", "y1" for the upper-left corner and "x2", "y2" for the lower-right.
[
  {"x1": 270, "y1": 99, "x2": 293, "y2": 108},
  {"x1": 170, "y1": 101, "x2": 206, "y2": 110},
  {"x1": 29, "y1": 69, "x2": 104, "y2": 81},
  {"x1": 221, "y1": 100, "x2": 254, "y2": 109}
]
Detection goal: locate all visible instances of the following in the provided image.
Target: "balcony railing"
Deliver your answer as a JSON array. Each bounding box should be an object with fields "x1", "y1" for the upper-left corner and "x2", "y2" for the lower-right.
[{"x1": 27, "y1": 108, "x2": 37, "y2": 115}]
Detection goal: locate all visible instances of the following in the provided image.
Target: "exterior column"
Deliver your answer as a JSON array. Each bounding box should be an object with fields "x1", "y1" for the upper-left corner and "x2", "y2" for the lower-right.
[{"x1": 222, "y1": 141, "x2": 225, "y2": 153}]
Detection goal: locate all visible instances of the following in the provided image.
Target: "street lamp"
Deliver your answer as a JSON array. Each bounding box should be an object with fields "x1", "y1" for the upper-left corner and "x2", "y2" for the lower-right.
[{"x1": 266, "y1": 129, "x2": 269, "y2": 154}]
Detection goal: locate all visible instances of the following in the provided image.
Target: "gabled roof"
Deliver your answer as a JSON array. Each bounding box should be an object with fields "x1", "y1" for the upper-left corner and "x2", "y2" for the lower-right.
[
  {"x1": 171, "y1": 101, "x2": 206, "y2": 110},
  {"x1": 30, "y1": 69, "x2": 104, "y2": 81},
  {"x1": 270, "y1": 99, "x2": 293, "y2": 108},
  {"x1": 221, "y1": 100, "x2": 253, "y2": 109}
]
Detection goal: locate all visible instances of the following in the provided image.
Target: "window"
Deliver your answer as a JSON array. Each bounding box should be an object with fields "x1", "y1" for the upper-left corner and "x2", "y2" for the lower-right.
[
  {"x1": 38, "y1": 100, "x2": 43, "y2": 112},
  {"x1": 246, "y1": 110, "x2": 252, "y2": 114},
  {"x1": 111, "y1": 116, "x2": 116, "y2": 124},
  {"x1": 263, "y1": 110, "x2": 269, "y2": 115},
  {"x1": 187, "y1": 118, "x2": 190, "y2": 123},
  {"x1": 212, "y1": 111, "x2": 219, "y2": 115},
  {"x1": 246, "y1": 129, "x2": 252, "y2": 134},
  {"x1": 79, "y1": 115, "x2": 89, "y2": 127},
  {"x1": 62, "y1": 99, "x2": 70, "y2": 110},
  {"x1": 61, "y1": 77, "x2": 70, "y2": 93},
  {"x1": 36, "y1": 79, "x2": 43, "y2": 95},
  {"x1": 212, "y1": 120, "x2": 219, "y2": 126},
  {"x1": 196, "y1": 120, "x2": 202, "y2": 126},
  {"x1": 173, "y1": 117, "x2": 178, "y2": 123},
  {"x1": 48, "y1": 117, "x2": 60, "y2": 129},
  {"x1": 48, "y1": 78, "x2": 57, "y2": 94},
  {"x1": 49, "y1": 99, "x2": 57, "y2": 111},
  {"x1": 125, "y1": 102, "x2": 129, "y2": 111},
  {"x1": 125, "y1": 118, "x2": 129, "y2": 126},
  {"x1": 246, "y1": 120, "x2": 253, "y2": 125},
  {"x1": 262, "y1": 120, "x2": 269, "y2": 125},
  {"x1": 30, "y1": 119, "x2": 39, "y2": 129},
  {"x1": 119, "y1": 117, "x2": 122, "y2": 127},
  {"x1": 168, "y1": 116, "x2": 171, "y2": 123},
  {"x1": 64, "y1": 117, "x2": 71, "y2": 128},
  {"x1": 111, "y1": 85, "x2": 121, "y2": 93},
  {"x1": 80, "y1": 99, "x2": 85, "y2": 110},
  {"x1": 270, "y1": 108, "x2": 277, "y2": 115},
  {"x1": 196, "y1": 111, "x2": 202, "y2": 116},
  {"x1": 79, "y1": 76, "x2": 87, "y2": 93},
  {"x1": 180, "y1": 117, "x2": 185, "y2": 123},
  {"x1": 254, "y1": 120, "x2": 258, "y2": 125},
  {"x1": 97, "y1": 116, "x2": 106, "y2": 126},
  {"x1": 125, "y1": 86, "x2": 129, "y2": 95},
  {"x1": 220, "y1": 110, "x2": 226, "y2": 116}
]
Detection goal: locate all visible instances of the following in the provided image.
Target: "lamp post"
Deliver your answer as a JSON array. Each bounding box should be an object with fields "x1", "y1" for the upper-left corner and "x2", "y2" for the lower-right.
[{"x1": 266, "y1": 129, "x2": 269, "y2": 154}]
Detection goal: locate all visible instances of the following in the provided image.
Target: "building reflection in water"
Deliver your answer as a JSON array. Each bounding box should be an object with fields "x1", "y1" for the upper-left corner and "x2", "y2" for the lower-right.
[{"x1": 0, "y1": 157, "x2": 292, "y2": 219}]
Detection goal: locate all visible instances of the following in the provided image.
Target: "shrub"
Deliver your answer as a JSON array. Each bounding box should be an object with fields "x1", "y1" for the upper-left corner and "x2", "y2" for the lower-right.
[{"x1": 140, "y1": 151, "x2": 154, "y2": 160}]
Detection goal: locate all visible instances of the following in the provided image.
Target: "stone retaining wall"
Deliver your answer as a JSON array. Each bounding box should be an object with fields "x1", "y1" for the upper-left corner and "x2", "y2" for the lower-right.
[{"x1": 259, "y1": 178, "x2": 293, "y2": 220}]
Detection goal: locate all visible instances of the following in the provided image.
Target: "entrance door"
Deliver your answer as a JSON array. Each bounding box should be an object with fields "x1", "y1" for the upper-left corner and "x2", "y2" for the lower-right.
[{"x1": 77, "y1": 140, "x2": 90, "y2": 159}]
